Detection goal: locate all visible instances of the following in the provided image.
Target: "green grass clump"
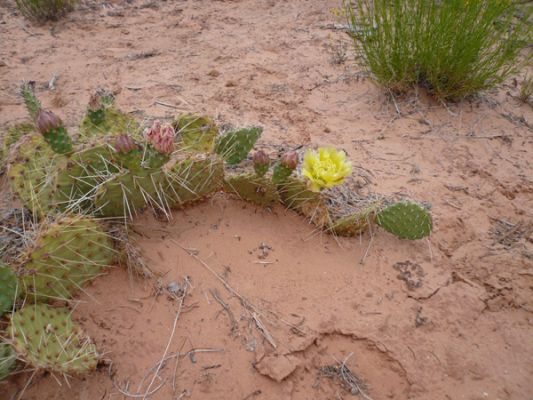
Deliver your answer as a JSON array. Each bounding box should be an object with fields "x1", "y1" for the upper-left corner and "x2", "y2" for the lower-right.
[
  {"x1": 16, "y1": 0, "x2": 76, "y2": 22},
  {"x1": 344, "y1": 0, "x2": 531, "y2": 100}
]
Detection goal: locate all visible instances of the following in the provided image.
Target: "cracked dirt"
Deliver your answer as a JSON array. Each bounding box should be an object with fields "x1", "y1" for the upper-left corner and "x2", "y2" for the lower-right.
[{"x1": 1, "y1": 0, "x2": 532, "y2": 399}]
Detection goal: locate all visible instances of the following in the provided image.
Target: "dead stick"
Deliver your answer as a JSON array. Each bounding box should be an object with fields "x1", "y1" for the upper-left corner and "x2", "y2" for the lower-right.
[{"x1": 210, "y1": 288, "x2": 239, "y2": 335}]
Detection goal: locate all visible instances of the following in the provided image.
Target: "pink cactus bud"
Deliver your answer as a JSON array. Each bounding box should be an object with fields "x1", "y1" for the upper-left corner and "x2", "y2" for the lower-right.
[
  {"x1": 114, "y1": 134, "x2": 137, "y2": 154},
  {"x1": 153, "y1": 125, "x2": 175, "y2": 154},
  {"x1": 36, "y1": 109, "x2": 63, "y2": 134},
  {"x1": 143, "y1": 120, "x2": 162, "y2": 142},
  {"x1": 144, "y1": 120, "x2": 174, "y2": 154},
  {"x1": 253, "y1": 150, "x2": 270, "y2": 167},
  {"x1": 280, "y1": 151, "x2": 298, "y2": 170}
]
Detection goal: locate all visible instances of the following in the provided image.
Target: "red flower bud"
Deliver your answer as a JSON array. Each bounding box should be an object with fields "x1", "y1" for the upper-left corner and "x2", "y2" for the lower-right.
[
  {"x1": 154, "y1": 125, "x2": 175, "y2": 154},
  {"x1": 253, "y1": 150, "x2": 270, "y2": 177},
  {"x1": 280, "y1": 151, "x2": 298, "y2": 170},
  {"x1": 114, "y1": 134, "x2": 138, "y2": 154},
  {"x1": 36, "y1": 109, "x2": 63, "y2": 134},
  {"x1": 143, "y1": 120, "x2": 162, "y2": 142},
  {"x1": 253, "y1": 150, "x2": 269, "y2": 167}
]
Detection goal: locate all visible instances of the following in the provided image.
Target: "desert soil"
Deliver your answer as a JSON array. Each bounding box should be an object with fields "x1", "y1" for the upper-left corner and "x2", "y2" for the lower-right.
[{"x1": 1, "y1": 0, "x2": 532, "y2": 399}]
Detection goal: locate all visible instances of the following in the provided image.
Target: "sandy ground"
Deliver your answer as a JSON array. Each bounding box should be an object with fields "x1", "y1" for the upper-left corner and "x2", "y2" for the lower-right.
[{"x1": 1, "y1": 0, "x2": 532, "y2": 399}]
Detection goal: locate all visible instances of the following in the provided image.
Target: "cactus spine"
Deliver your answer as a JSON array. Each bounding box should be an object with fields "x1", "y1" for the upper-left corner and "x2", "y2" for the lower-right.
[{"x1": 0, "y1": 343, "x2": 16, "y2": 380}]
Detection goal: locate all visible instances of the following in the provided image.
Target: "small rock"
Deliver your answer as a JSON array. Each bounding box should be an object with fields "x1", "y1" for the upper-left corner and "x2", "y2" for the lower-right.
[{"x1": 255, "y1": 354, "x2": 299, "y2": 382}]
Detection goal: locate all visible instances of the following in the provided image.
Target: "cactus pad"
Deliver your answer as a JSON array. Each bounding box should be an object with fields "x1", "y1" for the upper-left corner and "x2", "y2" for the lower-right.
[
  {"x1": 1, "y1": 122, "x2": 35, "y2": 171},
  {"x1": 215, "y1": 127, "x2": 262, "y2": 165},
  {"x1": 20, "y1": 81, "x2": 41, "y2": 120},
  {"x1": 174, "y1": 114, "x2": 218, "y2": 153},
  {"x1": 0, "y1": 342, "x2": 16, "y2": 380},
  {"x1": 79, "y1": 107, "x2": 141, "y2": 141},
  {"x1": 7, "y1": 133, "x2": 68, "y2": 216},
  {"x1": 41, "y1": 126, "x2": 73, "y2": 154},
  {"x1": 0, "y1": 264, "x2": 17, "y2": 315},
  {"x1": 17, "y1": 217, "x2": 115, "y2": 302},
  {"x1": 376, "y1": 200, "x2": 432, "y2": 240},
  {"x1": 163, "y1": 153, "x2": 224, "y2": 208},
  {"x1": 94, "y1": 170, "x2": 164, "y2": 218},
  {"x1": 8, "y1": 304, "x2": 99, "y2": 375},
  {"x1": 224, "y1": 173, "x2": 280, "y2": 207},
  {"x1": 272, "y1": 163, "x2": 294, "y2": 184}
]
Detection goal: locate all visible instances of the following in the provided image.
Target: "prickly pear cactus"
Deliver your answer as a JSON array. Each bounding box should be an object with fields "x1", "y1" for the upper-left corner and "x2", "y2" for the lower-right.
[
  {"x1": 215, "y1": 127, "x2": 262, "y2": 165},
  {"x1": 376, "y1": 200, "x2": 432, "y2": 240},
  {"x1": 174, "y1": 114, "x2": 218, "y2": 153},
  {"x1": 0, "y1": 264, "x2": 17, "y2": 315},
  {"x1": 224, "y1": 173, "x2": 280, "y2": 207},
  {"x1": 7, "y1": 133, "x2": 68, "y2": 216},
  {"x1": 8, "y1": 304, "x2": 99, "y2": 375},
  {"x1": 1, "y1": 122, "x2": 34, "y2": 171},
  {"x1": 16, "y1": 216, "x2": 115, "y2": 301},
  {"x1": 0, "y1": 342, "x2": 16, "y2": 380},
  {"x1": 163, "y1": 153, "x2": 224, "y2": 208}
]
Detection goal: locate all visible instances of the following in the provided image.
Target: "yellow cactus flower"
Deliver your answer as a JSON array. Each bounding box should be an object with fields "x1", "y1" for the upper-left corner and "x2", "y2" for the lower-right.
[{"x1": 301, "y1": 147, "x2": 352, "y2": 192}]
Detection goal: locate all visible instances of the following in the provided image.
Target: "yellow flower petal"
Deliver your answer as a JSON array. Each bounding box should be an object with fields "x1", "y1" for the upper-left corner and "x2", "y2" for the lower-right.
[{"x1": 301, "y1": 147, "x2": 352, "y2": 192}]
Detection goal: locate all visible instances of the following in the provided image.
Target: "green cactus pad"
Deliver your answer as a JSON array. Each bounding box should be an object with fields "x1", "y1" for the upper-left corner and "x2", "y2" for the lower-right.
[
  {"x1": 174, "y1": 114, "x2": 218, "y2": 153},
  {"x1": 0, "y1": 264, "x2": 18, "y2": 315},
  {"x1": 376, "y1": 200, "x2": 432, "y2": 240},
  {"x1": 7, "y1": 133, "x2": 68, "y2": 216},
  {"x1": 79, "y1": 107, "x2": 141, "y2": 141},
  {"x1": 88, "y1": 109, "x2": 105, "y2": 125},
  {"x1": 51, "y1": 145, "x2": 112, "y2": 212},
  {"x1": 163, "y1": 153, "x2": 224, "y2": 208},
  {"x1": 1, "y1": 122, "x2": 35, "y2": 171},
  {"x1": 17, "y1": 216, "x2": 115, "y2": 302},
  {"x1": 224, "y1": 173, "x2": 280, "y2": 207},
  {"x1": 94, "y1": 170, "x2": 164, "y2": 218},
  {"x1": 42, "y1": 126, "x2": 73, "y2": 154},
  {"x1": 8, "y1": 304, "x2": 99, "y2": 375},
  {"x1": 214, "y1": 127, "x2": 262, "y2": 165},
  {"x1": 272, "y1": 163, "x2": 294, "y2": 184},
  {"x1": 0, "y1": 342, "x2": 16, "y2": 380},
  {"x1": 20, "y1": 82, "x2": 41, "y2": 120}
]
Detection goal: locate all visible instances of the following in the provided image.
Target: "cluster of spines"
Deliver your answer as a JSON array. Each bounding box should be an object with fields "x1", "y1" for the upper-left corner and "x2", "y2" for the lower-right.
[{"x1": 215, "y1": 127, "x2": 262, "y2": 165}]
